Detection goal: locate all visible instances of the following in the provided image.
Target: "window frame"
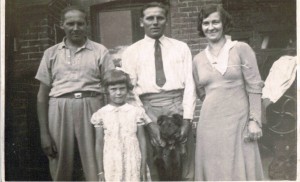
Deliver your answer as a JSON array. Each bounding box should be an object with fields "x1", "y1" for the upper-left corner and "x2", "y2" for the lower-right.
[{"x1": 90, "y1": 0, "x2": 170, "y2": 44}]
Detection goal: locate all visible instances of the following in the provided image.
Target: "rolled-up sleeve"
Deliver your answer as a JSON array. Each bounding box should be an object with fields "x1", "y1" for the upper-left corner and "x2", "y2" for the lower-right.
[{"x1": 35, "y1": 50, "x2": 52, "y2": 86}]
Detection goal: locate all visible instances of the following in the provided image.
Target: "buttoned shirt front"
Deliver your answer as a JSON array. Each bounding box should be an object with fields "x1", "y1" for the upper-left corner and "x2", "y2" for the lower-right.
[
  {"x1": 122, "y1": 35, "x2": 196, "y2": 119},
  {"x1": 35, "y1": 38, "x2": 115, "y2": 97}
]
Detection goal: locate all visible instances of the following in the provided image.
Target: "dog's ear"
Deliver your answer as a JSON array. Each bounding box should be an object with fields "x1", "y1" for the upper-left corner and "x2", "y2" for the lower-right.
[
  {"x1": 172, "y1": 114, "x2": 183, "y2": 126},
  {"x1": 157, "y1": 115, "x2": 168, "y2": 126}
]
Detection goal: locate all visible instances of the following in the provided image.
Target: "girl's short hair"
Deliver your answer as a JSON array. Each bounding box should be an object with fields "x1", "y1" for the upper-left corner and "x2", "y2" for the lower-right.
[
  {"x1": 103, "y1": 69, "x2": 133, "y2": 91},
  {"x1": 197, "y1": 4, "x2": 233, "y2": 37}
]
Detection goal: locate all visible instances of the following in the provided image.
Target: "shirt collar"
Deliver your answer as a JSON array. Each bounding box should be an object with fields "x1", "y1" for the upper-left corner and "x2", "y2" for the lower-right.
[
  {"x1": 58, "y1": 37, "x2": 93, "y2": 51},
  {"x1": 144, "y1": 35, "x2": 166, "y2": 46},
  {"x1": 106, "y1": 103, "x2": 131, "y2": 112}
]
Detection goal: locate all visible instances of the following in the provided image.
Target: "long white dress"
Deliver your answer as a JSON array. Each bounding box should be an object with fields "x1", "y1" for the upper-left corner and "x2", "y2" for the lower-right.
[
  {"x1": 193, "y1": 41, "x2": 264, "y2": 181},
  {"x1": 91, "y1": 103, "x2": 149, "y2": 181}
]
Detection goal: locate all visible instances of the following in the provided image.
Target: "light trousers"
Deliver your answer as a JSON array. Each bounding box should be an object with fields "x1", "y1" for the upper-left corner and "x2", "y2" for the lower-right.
[{"x1": 48, "y1": 95, "x2": 104, "y2": 181}]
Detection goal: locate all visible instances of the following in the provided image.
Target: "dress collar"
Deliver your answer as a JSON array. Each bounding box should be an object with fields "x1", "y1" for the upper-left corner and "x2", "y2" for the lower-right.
[
  {"x1": 205, "y1": 38, "x2": 237, "y2": 75},
  {"x1": 106, "y1": 103, "x2": 131, "y2": 112}
]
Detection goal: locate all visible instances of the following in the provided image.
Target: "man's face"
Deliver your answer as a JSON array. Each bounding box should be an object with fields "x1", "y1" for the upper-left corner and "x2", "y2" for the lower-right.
[
  {"x1": 61, "y1": 10, "x2": 87, "y2": 45},
  {"x1": 140, "y1": 7, "x2": 167, "y2": 39}
]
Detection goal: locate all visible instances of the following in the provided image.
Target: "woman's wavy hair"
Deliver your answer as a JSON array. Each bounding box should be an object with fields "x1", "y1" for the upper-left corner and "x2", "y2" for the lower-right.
[
  {"x1": 197, "y1": 4, "x2": 233, "y2": 37},
  {"x1": 103, "y1": 69, "x2": 133, "y2": 92}
]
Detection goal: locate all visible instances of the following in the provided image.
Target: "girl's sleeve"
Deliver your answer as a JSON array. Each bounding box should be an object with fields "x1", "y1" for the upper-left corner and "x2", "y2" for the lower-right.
[
  {"x1": 238, "y1": 42, "x2": 264, "y2": 126},
  {"x1": 136, "y1": 107, "x2": 152, "y2": 126},
  {"x1": 90, "y1": 111, "x2": 104, "y2": 128}
]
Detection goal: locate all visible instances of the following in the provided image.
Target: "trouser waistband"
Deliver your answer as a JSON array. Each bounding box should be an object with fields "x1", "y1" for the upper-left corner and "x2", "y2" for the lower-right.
[
  {"x1": 54, "y1": 91, "x2": 102, "y2": 99},
  {"x1": 140, "y1": 89, "x2": 183, "y2": 107}
]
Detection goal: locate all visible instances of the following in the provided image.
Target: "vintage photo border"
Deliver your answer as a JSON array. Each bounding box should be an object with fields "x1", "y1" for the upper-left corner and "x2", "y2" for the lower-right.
[{"x1": 0, "y1": 0, "x2": 299, "y2": 181}]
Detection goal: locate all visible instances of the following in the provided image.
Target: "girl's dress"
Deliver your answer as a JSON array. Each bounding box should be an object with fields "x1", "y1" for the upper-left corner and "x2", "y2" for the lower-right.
[
  {"x1": 193, "y1": 39, "x2": 264, "y2": 181},
  {"x1": 91, "y1": 103, "x2": 150, "y2": 181}
]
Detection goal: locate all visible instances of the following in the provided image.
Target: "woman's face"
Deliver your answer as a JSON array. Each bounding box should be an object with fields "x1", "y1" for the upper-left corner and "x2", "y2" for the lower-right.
[{"x1": 202, "y1": 11, "x2": 224, "y2": 42}]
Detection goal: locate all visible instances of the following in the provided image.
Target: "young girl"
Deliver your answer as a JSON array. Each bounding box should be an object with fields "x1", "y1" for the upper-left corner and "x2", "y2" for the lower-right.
[{"x1": 91, "y1": 69, "x2": 148, "y2": 181}]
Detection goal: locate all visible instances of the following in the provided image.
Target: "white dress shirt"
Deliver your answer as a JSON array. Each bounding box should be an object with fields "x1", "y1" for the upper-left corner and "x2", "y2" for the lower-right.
[{"x1": 122, "y1": 35, "x2": 196, "y2": 119}]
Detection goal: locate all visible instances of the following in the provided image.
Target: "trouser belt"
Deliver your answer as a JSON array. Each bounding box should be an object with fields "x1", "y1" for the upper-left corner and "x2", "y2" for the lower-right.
[{"x1": 56, "y1": 91, "x2": 102, "y2": 99}]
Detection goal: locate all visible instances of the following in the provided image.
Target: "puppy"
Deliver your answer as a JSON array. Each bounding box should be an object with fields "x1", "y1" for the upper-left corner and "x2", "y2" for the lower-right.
[{"x1": 154, "y1": 114, "x2": 187, "y2": 181}]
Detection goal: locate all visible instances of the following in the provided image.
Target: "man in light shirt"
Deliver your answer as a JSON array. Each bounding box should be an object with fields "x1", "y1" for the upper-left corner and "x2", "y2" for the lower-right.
[
  {"x1": 122, "y1": 2, "x2": 196, "y2": 181},
  {"x1": 36, "y1": 6, "x2": 114, "y2": 181}
]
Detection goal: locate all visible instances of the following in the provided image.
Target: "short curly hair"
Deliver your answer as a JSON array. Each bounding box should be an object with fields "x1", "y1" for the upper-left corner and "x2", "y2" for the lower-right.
[
  {"x1": 103, "y1": 69, "x2": 133, "y2": 91},
  {"x1": 197, "y1": 4, "x2": 233, "y2": 37}
]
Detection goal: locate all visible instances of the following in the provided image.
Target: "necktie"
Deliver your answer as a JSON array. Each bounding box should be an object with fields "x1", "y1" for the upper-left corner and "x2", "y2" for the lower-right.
[{"x1": 154, "y1": 39, "x2": 166, "y2": 87}]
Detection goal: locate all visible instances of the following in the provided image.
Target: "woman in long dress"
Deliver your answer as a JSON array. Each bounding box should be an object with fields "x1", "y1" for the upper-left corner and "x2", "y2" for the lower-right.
[{"x1": 193, "y1": 5, "x2": 264, "y2": 181}]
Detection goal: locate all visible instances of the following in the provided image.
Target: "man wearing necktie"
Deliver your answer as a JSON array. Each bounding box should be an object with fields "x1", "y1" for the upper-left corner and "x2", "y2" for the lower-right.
[{"x1": 122, "y1": 2, "x2": 196, "y2": 181}]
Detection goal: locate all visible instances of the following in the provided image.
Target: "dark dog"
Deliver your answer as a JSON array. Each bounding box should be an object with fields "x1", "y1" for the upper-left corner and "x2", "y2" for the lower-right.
[{"x1": 154, "y1": 114, "x2": 187, "y2": 181}]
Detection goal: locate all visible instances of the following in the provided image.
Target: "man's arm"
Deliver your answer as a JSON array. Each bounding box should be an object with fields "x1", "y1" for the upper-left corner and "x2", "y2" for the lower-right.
[
  {"x1": 37, "y1": 82, "x2": 57, "y2": 158},
  {"x1": 182, "y1": 44, "x2": 197, "y2": 120},
  {"x1": 180, "y1": 44, "x2": 197, "y2": 140}
]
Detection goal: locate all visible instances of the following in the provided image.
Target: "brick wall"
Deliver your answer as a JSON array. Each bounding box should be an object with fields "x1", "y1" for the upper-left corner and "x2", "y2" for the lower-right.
[
  {"x1": 169, "y1": 0, "x2": 222, "y2": 122},
  {"x1": 169, "y1": 0, "x2": 222, "y2": 55},
  {"x1": 5, "y1": 0, "x2": 296, "y2": 180},
  {"x1": 5, "y1": 1, "x2": 67, "y2": 180}
]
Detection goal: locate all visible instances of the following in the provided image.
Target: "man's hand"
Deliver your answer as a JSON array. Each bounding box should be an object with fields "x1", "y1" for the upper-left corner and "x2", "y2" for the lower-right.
[
  {"x1": 41, "y1": 132, "x2": 57, "y2": 158},
  {"x1": 179, "y1": 119, "x2": 191, "y2": 142},
  {"x1": 147, "y1": 122, "x2": 163, "y2": 147}
]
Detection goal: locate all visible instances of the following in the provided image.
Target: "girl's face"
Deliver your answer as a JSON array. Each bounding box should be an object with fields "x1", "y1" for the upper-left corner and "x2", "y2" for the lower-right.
[
  {"x1": 107, "y1": 83, "x2": 128, "y2": 106},
  {"x1": 202, "y1": 11, "x2": 224, "y2": 42}
]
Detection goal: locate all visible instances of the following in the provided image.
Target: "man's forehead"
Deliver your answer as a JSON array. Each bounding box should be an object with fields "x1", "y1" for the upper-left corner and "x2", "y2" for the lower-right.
[
  {"x1": 143, "y1": 7, "x2": 166, "y2": 17},
  {"x1": 64, "y1": 10, "x2": 86, "y2": 19}
]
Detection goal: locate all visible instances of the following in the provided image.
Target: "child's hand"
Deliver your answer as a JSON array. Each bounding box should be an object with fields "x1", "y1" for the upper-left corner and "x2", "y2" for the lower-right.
[
  {"x1": 140, "y1": 164, "x2": 147, "y2": 181},
  {"x1": 98, "y1": 172, "x2": 105, "y2": 182}
]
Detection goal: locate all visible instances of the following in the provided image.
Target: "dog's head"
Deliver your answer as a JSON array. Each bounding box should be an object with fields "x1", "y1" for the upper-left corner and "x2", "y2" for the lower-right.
[
  {"x1": 157, "y1": 114, "x2": 183, "y2": 141},
  {"x1": 155, "y1": 114, "x2": 184, "y2": 181}
]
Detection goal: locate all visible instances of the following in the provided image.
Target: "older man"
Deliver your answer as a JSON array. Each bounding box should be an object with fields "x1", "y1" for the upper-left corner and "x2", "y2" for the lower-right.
[{"x1": 35, "y1": 6, "x2": 114, "y2": 181}]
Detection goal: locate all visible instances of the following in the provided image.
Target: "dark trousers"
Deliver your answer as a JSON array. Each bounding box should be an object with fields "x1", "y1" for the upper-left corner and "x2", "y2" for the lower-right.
[{"x1": 141, "y1": 91, "x2": 195, "y2": 181}]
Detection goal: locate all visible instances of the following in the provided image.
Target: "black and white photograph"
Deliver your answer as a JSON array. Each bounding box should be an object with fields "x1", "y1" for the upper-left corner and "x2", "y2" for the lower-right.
[{"x1": 2, "y1": 0, "x2": 298, "y2": 181}]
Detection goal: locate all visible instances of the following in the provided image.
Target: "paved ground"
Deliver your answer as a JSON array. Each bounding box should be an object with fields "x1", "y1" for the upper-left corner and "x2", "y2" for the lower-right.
[{"x1": 260, "y1": 143, "x2": 273, "y2": 180}]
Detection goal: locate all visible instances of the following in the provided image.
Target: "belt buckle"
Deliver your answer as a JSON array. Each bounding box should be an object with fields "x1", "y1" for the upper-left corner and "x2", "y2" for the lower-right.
[{"x1": 74, "y1": 93, "x2": 82, "y2": 99}]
